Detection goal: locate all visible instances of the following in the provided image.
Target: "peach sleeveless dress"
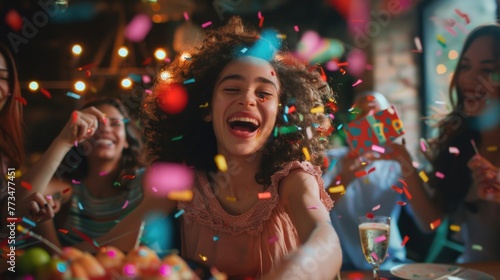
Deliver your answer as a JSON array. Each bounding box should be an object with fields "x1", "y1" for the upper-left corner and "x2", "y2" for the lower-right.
[{"x1": 177, "y1": 161, "x2": 333, "y2": 278}]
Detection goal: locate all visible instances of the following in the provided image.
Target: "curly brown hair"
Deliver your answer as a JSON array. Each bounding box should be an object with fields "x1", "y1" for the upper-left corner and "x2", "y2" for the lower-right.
[{"x1": 141, "y1": 16, "x2": 334, "y2": 185}]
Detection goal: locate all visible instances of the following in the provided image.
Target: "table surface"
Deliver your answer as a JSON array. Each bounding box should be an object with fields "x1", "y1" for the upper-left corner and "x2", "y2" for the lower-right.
[{"x1": 339, "y1": 261, "x2": 500, "y2": 279}]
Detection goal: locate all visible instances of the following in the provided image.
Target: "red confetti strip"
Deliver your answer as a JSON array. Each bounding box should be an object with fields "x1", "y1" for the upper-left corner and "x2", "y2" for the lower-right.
[
  {"x1": 430, "y1": 218, "x2": 441, "y2": 230},
  {"x1": 391, "y1": 185, "x2": 403, "y2": 194},
  {"x1": 142, "y1": 57, "x2": 153, "y2": 66},
  {"x1": 58, "y1": 229, "x2": 69, "y2": 234},
  {"x1": 72, "y1": 111, "x2": 78, "y2": 124},
  {"x1": 398, "y1": 179, "x2": 408, "y2": 187},
  {"x1": 366, "y1": 212, "x2": 375, "y2": 219},
  {"x1": 454, "y1": 9, "x2": 470, "y2": 24},
  {"x1": 355, "y1": 170, "x2": 367, "y2": 177},
  {"x1": 397, "y1": 201, "x2": 407, "y2": 206},
  {"x1": 401, "y1": 235, "x2": 409, "y2": 246},
  {"x1": 367, "y1": 167, "x2": 376, "y2": 174},
  {"x1": 85, "y1": 70, "x2": 92, "y2": 77},
  {"x1": 288, "y1": 105, "x2": 296, "y2": 114},
  {"x1": 402, "y1": 186, "x2": 412, "y2": 200},
  {"x1": 71, "y1": 227, "x2": 100, "y2": 250},
  {"x1": 62, "y1": 188, "x2": 71, "y2": 194},
  {"x1": 77, "y1": 63, "x2": 94, "y2": 71},
  {"x1": 122, "y1": 175, "x2": 136, "y2": 180},
  {"x1": 258, "y1": 192, "x2": 271, "y2": 199},
  {"x1": 20, "y1": 181, "x2": 32, "y2": 191},
  {"x1": 258, "y1": 16, "x2": 264, "y2": 28},
  {"x1": 40, "y1": 88, "x2": 52, "y2": 99},
  {"x1": 6, "y1": 217, "x2": 21, "y2": 222},
  {"x1": 14, "y1": 97, "x2": 27, "y2": 106}
]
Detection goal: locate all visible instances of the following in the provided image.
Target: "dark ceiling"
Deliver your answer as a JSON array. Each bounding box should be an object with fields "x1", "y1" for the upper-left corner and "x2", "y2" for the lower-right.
[{"x1": 1, "y1": 0, "x2": 351, "y2": 156}]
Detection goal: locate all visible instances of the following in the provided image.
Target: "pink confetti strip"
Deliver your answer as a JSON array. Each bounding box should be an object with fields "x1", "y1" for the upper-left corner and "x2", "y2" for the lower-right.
[
  {"x1": 414, "y1": 36, "x2": 422, "y2": 51},
  {"x1": 258, "y1": 192, "x2": 271, "y2": 199},
  {"x1": 419, "y1": 139, "x2": 427, "y2": 152},
  {"x1": 307, "y1": 206, "x2": 318, "y2": 209},
  {"x1": 201, "y1": 21, "x2": 212, "y2": 28},
  {"x1": 183, "y1": 12, "x2": 189, "y2": 21},
  {"x1": 122, "y1": 200, "x2": 129, "y2": 209},
  {"x1": 99, "y1": 171, "x2": 109, "y2": 176},
  {"x1": 435, "y1": 171, "x2": 445, "y2": 179},
  {"x1": 371, "y1": 145, "x2": 385, "y2": 154},
  {"x1": 294, "y1": 25, "x2": 299, "y2": 32},
  {"x1": 374, "y1": 235, "x2": 386, "y2": 243},
  {"x1": 471, "y1": 139, "x2": 480, "y2": 155},
  {"x1": 449, "y1": 146, "x2": 460, "y2": 155},
  {"x1": 445, "y1": 27, "x2": 457, "y2": 36},
  {"x1": 71, "y1": 179, "x2": 81, "y2": 184},
  {"x1": 352, "y1": 79, "x2": 363, "y2": 87},
  {"x1": 268, "y1": 236, "x2": 278, "y2": 244},
  {"x1": 257, "y1": 11, "x2": 262, "y2": 19},
  {"x1": 372, "y1": 204, "x2": 381, "y2": 211},
  {"x1": 370, "y1": 251, "x2": 379, "y2": 261}
]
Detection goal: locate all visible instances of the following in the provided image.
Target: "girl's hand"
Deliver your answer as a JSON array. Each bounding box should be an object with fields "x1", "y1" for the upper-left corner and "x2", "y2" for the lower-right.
[
  {"x1": 56, "y1": 106, "x2": 106, "y2": 147},
  {"x1": 468, "y1": 155, "x2": 500, "y2": 203},
  {"x1": 19, "y1": 192, "x2": 56, "y2": 223}
]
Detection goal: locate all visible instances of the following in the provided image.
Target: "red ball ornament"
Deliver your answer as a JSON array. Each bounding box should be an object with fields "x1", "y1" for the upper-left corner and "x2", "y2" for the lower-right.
[{"x1": 156, "y1": 83, "x2": 188, "y2": 114}]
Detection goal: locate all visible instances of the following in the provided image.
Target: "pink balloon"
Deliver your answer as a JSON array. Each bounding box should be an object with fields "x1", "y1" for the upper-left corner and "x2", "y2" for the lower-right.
[{"x1": 144, "y1": 163, "x2": 194, "y2": 196}]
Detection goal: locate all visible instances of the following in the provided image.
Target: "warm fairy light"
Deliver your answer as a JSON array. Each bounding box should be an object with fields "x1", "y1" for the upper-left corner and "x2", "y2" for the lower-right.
[
  {"x1": 152, "y1": 14, "x2": 166, "y2": 23},
  {"x1": 28, "y1": 81, "x2": 39, "y2": 91},
  {"x1": 159, "y1": 70, "x2": 172, "y2": 80},
  {"x1": 118, "y1": 47, "x2": 129, "y2": 58},
  {"x1": 121, "y1": 78, "x2": 133, "y2": 89},
  {"x1": 74, "y1": 81, "x2": 86, "y2": 92},
  {"x1": 448, "y1": 50, "x2": 459, "y2": 60},
  {"x1": 436, "y1": 64, "x2": 447, "y2": 74},
  {"x1": 154, "y1": 48, "x2": 167, "y2": 60},
  {"x1": 71, "y1": 44, "x2": 83, "y2": 56},
  {"x1": 180, "y1": 52, "x2": 191, "y2": 61}
]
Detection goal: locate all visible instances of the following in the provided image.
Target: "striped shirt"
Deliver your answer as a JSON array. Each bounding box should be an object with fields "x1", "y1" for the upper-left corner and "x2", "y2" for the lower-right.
[{"x1": 58, "y1": 169, "x2": 144, "y2": 246}]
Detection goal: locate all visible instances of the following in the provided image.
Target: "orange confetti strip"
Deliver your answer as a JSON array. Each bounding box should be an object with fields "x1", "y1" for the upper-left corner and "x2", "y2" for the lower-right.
[
  {"x1": 40, "y1": 88, "x2": 52, "y2": 99},
  {"x1": 258, "y1": 192, "x2": 271, "y2": 199},
  {"x1": 401, "y1": 235, "x2": 409, "y2": 246},
  {"x1": 430, "y1": 218, "x2": 441, "y2": 230},
  {"x1": 167, "y1": 190, "x2": 193, "y2": 201},
  {"x1": 355, "y1": 170, "x2": 367, "y2": 177},
  {"x1": 302, "y1": 147, "x2": 311, "y2": 161},
  {"x1": 402, "y1": 186, "x2": 412, "y2": 200},
  {"x1": 58, "y1": 229, "x2": 69, "y2": 234},
  {"x1": 396, "y1": 201, "x2": 407, "y2": 206},
  {"x1": 391, "y1": 185, "x2": 403, "y2": 194},
  {"x1": 487, "y1": 146, "x2": 498, "y2": 152},
  {"x1": 20, "y1": 181, "x2": 32, "y2": 191},
  {"x1": 225, "y1": 196, "x2": 237, "y2": 202}
]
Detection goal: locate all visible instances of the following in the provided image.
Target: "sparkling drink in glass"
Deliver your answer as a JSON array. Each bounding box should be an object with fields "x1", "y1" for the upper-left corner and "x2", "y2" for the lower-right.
[{"x1": 358, "y1": 216, "x2": 391, "y2": 280}]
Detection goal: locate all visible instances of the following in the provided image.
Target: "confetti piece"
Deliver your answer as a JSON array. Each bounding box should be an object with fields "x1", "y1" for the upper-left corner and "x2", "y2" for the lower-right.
[
  {"x1": 402, "y1": 186, "x2": 412, "y2": 200},
  {"x1": 430, "y1": 218, "x2": 441, "y2": 230},
  {"x1": 445, "y1": 27, "x2": 457, "y2": 36},
  {"x1": 435, "y1": 171, "x2": 445, "y2": 179},
  {"x1": 62, "y1": 188, "x2": 71, "y2": 193},
  {"x1": 306, "y1": 126, "x2": 313, "y2": 139},
  {"x1": 213, "y1": 236, "x2": 219, "y2": 241},
  {"x1": 167, "y1": 190, "x2": 193, "y2": 201},
  {"x1": 123, "y1": 175, "x2": 136, "y2": 180},
  {"x1": 398, "y1": 179, "x2": 408, "y2": 187},
  {"x1": 142, "y1": 57, "x2": 153, "y2": 66},
  {"x1": 355, "y1": 170, "x2": 367, "y2": 177},
  {"x1": 20, "y1": 181, "x2": 32, "y2": 191},
  {"x1": 257, "y1": 11, "x2": 262, "y2": 19},
  {"x1": 420, "y1": 138, "x2": 428, "y2": 152},
  {"x1": 14, "y1": 97, "x2": 27, "y2": 106},
  {"x1": 121, "y1": 200, "x2": 129, "y2": 209},
  {"x1": 401, "y1": 235, "x2": 409, "y2": 246},
  {"x1": 99, "y1": 171, "x2": 109, "y2": 176},
  {"x1": 40, "y1": 88, "x2": 52, "y2": 99},
  {"x1": 449, "y1": 146, "x2": 460, "y2": 155},
  {"x1": 125, "y1": 14, "x2": 152, "y2": 42},
  {"x1": 307, "y1": 206, "x2": 318, "y2": 209},
  {"x1": 454, "y1": 9, "x2": 470, "y2": 24},
  {"x1": 367, "y1": 167, "x2": 376, "y2": 174},
  {"x1": 66, "y1": 91, "x2": 81, "y2": 99},
  {"x1": 370, "y1": 251, "x2": 379, "y2": 261},
  {"x1": 419, "y1": 170, "x2": 429, "y2": 183},
  {"x1": 114, "y1": 182, "x2": 121, "y2": 187},
  {"x1": 214, "y1": 154, "x2": 228, "y2": 172},
  {"x1": 472, "y1": 244, "x2": 482, "y2": 251},
  {"x1": 258, "y1": 16, "x2": 264, "y2": 28},
  {"x1": 310, "y1": 106, "x2": 324, "y2": 113},
  {"x1": 352, "y1": 79, "x2": 363, "y2": 87},
  {"x1": 471, "y1": 139, "x2": 479, "y2": 155},
  {"x1": 258, "y1": 192, "x2": 271, "y2": 199},
  {"x1": 302, "y1": 147, "x2": 311, "y2": 161},
  {"x1": 391, "y1": 185, "x2": 403, "y2": 194},
  {"x1": 328, "y1": 185, "x2": 345, "y2": 194},
  {"x1": 397, "y1": 201, "x2": 407, "y2": 206},
  {"x1": 449, "y1": 224, "x2": 461, "y2": 232},
  {"x1": 174, "y1": 209, "x2": 185, "y2": 218},
  {"x1": 183, "y1": 12, "x2": 189, "y2": 20},
  {"x1": 225, "y1": 196, "x2": 237, "y2": 202},
  {"x1": 201, "y1": 21, "x2": 212, "y2": 28},
  {"x1": 72, "y1": 227, "x2": 100, "y2": 250},
  {"x1": 437, "y1": 34, "x2": 446, "y2": 48},
  {"x1": 22, "y1": 217, "x2": 36, "y2": 227},
  {"x1": 183, "y1": 78, "x2": 195, "y2": 84},
  {"x1": 77, "y1": 202, "x2": 84, "y2": 210},
  {"x1": 199, "y1": 102, "x2": 209, "y2": 108},
  {"x1": 294, "y1": 25, "x2": 299, "y2": 32},
  {"x1": 58, "y1": 229, "x2": 69, "y2": 234},
  {"x1": 366, "y1": 213, "x2": 374, "y2": 219},
  {"x1": 268, "y1": 236, "x2": 278, "y2": 244},
  {"x1": 374, "y1": 235, "x2": 386, "y2": 243},
  {"x1": 372, "y1": 204, "x2": 381, "y2": 211},
  {"x1": 371, "y1": 145, "x2": 385, "y2": 154},
  {"x1": 486, "y1": 146, "x2": 498, "y2": 152},
  {"x1": 171, "y1": 135, "x2": 183, "y2": 141},
  {"x1": 414, "y1": 36, "x2": 422, "y2": 51}
]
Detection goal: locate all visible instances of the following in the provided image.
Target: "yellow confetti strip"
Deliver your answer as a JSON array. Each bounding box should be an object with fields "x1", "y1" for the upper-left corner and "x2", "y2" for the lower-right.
[
  {"x1": 419, "y1": 170, "x2": 429, "y2": 183},
  {"x1": 328, "y1": 185, "x2": 345, "y2": 194},
  {"x1": 17, "y1": 225, "x2": 26, "y2": 232},
  {"x1": 436, "y1": 34, "x2": 446, "y2": 44},
  {"x1": 487, "y1": 146, "x2": 498, "y2": 152},
  {"x1": 226, "y1": 196, "x2": 237, "y2": 202},
  {"x1": 310, "y1": 106, "x2": 324, "y2": 113},
  {"x1": 199, "y1": 254, "x2": 208, "y2": 261},
  {"x1": 277, "y1": 34, "x2": 287, "y2": 39},
  {"x1": 472, "y1": 244, "x2": 483, "y2": 251},
  {"x1": 214, "y1": 154, "x2": 228, "y2": 172},
  {"x1": 199, "y1": 102, "x2": 209, "y2": 108},
  {"x1": 302, "y1": 147, "x2": 311, "y2": 161},
  {"x1": 167, "y1": 190, "x2": 193, "y2": 201},
  {"x1": 449, "y1": 224, "x2": 461, "y2": 232}
]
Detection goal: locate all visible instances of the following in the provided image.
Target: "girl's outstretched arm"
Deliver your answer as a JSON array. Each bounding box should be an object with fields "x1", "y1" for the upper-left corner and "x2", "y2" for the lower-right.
[{"x1": 264, "y1": 170, "x2": 342, "y2": 280}]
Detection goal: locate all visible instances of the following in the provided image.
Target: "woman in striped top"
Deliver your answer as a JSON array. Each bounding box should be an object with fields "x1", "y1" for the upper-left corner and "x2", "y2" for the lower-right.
[{"x1": 20, "y1": 97, "x2": 144, "y2": 249}]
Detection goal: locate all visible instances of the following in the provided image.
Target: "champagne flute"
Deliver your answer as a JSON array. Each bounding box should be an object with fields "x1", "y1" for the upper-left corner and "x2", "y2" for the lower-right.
[{"x1": 358, "y1": 216, "x2": 391, "y2": 280}]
